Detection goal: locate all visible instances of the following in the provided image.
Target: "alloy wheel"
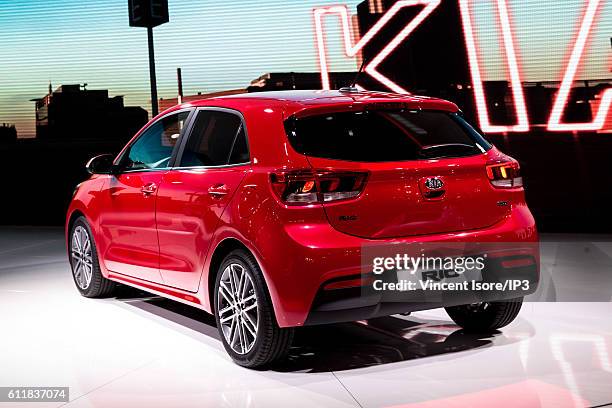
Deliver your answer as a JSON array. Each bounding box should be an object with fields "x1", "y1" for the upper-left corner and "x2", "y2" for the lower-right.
[
  {"x1": 217, "y1": 263, "x2": 259, "y2": 354},
  {"x1": 71, "y1": 225, "x2": 93, "y2": 290},
  {"x1": 466, "y1": 302, "x2": 490, "y2": 312}
]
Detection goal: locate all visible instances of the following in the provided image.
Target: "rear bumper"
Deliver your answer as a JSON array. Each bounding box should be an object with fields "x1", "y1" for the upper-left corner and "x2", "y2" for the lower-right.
[
  {"x1": 305, "y1": 260, "x2": 537, "y2": 326},
  {"x1": 256, "y1": 203, "x2": 538, "y2": 327}
]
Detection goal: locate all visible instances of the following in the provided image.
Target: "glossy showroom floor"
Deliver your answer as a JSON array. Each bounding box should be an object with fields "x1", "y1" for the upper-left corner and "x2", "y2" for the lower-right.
[{"x1": 1, "y1": 228, "x2": 611, "y2": 408}]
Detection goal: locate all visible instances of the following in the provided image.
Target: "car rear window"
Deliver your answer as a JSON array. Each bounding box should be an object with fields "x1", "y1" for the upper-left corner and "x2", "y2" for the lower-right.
[{"x1": 284, "y1": 110, "x2": 492, "y2": 162}]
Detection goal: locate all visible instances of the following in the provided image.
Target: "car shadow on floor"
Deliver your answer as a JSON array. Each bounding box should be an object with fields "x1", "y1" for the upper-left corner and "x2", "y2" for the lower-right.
[
  {"x1": 115, "y1": 287, "x2": 514, "y2": 373},
  {"x1": 274, "y1": 318, "x2": 503, "y2": 373}
]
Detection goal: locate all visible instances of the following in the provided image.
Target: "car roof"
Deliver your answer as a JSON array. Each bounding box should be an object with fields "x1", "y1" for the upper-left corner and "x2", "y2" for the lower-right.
[
  {"x1": 216, "y1": 89, "x2": 413, "y2": 103},
  {"x1": 158, "y1": 89, "x2": 459, "y2": 119},
  {"x1": 191, "y1": 89, "x2": 454, "y2": 108}
]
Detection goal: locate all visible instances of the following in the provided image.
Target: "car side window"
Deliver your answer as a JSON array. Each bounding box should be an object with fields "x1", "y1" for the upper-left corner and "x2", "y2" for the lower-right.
[
  {"x1": 123, "y1": 111, "x2": 190, "y2": 171},
  {"x1": 179, "y1": 110, "x2": 249, "y2": 167}
]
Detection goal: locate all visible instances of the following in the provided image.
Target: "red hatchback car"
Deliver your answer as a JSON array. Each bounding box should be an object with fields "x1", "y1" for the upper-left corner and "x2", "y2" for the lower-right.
[{"x1": 67, "y1": 90, "x2": 538, "y2": 367}]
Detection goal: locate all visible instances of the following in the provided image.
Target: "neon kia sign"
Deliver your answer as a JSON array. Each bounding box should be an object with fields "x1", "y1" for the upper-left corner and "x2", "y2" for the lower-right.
[{"x1": 313, "y1": 0, "x2": 611, "y2": 133}]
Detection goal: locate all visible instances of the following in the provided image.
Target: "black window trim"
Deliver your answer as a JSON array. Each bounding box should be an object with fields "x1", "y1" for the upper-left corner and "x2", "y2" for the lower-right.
[
  {"x1": 113, "y1": 107, "x2": 197, "y2": 174},
  {"x1": 172, "y1": 106, "x2": 251, "y2": 170}
]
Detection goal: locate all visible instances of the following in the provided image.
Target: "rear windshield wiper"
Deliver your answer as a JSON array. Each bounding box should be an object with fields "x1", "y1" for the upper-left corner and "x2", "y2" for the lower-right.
[{"x1": 417, "y1": 143, "x2": 479, "y2": 159}]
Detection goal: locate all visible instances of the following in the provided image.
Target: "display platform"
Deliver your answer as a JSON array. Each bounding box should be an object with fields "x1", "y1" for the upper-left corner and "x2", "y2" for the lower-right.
[{"x1": 1, "y1": 228, "x2": 611, "y2": 408}]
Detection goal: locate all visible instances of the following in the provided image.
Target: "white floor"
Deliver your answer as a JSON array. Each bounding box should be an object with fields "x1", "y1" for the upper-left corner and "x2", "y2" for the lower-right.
[{"x1": 0, "y1": 227, "x2": 611, "y2": 408}]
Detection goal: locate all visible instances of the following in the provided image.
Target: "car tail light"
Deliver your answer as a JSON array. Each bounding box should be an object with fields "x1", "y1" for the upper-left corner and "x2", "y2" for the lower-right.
[
  {"x1": 270, "y1": 169, "x2": 368, "y2": 205},
  {"x1": 486, "y1": 160, "x2": 523, "y2": 188}
]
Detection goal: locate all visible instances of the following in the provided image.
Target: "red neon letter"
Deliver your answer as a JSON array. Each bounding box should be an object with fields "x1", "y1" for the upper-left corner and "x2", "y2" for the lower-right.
[
  {"x1": 459, "y1": 0, "x2": 529, "y2": 133},
  {"x1": 547, "y1": 0, "x2": 612, "y2": 132},
  {"x1": 313, "y1": 0, "x2": 441, "y2": 93}
]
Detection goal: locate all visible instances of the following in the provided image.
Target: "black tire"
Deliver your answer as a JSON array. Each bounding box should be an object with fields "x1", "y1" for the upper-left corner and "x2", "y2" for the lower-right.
[
  {"x1": 445, "y1": 298, "x2": 523, "y2": 332},
  {"x1": 69, "y1": 217, "x2": 117, "y2": 298},
  {"x1": 214, "y1": 249, "x2": 294, "y2": 368}
]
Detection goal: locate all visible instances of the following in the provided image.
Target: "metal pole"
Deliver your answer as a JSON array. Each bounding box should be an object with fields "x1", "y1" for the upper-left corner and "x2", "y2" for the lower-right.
[
  {"x1": 177, "y1": 67, "x2": 183, "y2": 105},
  {"x1": 147, "y1": 26, "x2": 159, "y2": 117}
]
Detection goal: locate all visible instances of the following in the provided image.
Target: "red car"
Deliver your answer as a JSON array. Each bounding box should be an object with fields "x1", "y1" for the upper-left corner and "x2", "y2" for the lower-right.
[{"x1": 67, "y1": 90, "x2": 538, "y2": 367}]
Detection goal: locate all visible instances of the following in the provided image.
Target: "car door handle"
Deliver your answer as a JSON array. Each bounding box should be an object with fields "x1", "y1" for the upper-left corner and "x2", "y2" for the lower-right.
[
  {"x1": 208, "y1": 184, "x2": 229, "y2": 197},
  {"x1": 141, "y1": 182, "x2": 157, "y2": 196}
]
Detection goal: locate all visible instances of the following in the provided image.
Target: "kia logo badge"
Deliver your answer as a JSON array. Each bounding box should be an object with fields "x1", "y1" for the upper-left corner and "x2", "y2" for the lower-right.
[{"x1": 424, "y1": 177, "x2": 444, "y2": 190}]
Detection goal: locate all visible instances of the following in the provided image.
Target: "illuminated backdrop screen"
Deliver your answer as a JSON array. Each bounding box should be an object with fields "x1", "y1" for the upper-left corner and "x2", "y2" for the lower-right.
[
  {"x1": 0, "y1": 0, "x2": 610, "y2": 230},
  {"x1": 0, "y1": 0, "x2": 609, "y2": 137}
]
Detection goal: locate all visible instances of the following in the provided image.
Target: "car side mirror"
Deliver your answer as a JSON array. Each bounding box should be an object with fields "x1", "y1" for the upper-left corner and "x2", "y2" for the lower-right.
[{"x1": 86, "y1": 154, "x2": 117, "y2": 175}]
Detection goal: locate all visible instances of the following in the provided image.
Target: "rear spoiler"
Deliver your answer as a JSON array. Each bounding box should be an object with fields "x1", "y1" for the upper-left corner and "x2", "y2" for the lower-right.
[{"x1": 289, "y1": 99, "x2": 458, "y2": 120}]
